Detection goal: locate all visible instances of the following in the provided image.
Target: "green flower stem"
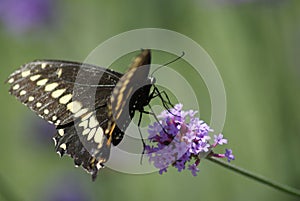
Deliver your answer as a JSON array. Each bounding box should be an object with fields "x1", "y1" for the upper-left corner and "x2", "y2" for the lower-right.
[
  {"x1": 207, "y1": 157, "x2": 300, "y2": 197},
  {"x1": 0, "y1": 174, "x2": 21, "y2": 201}
]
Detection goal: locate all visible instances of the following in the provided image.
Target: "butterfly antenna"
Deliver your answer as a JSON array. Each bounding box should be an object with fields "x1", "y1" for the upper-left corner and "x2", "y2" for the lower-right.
[{"x1": 151, "y1": 51, "x2": 185, "y2": 77}]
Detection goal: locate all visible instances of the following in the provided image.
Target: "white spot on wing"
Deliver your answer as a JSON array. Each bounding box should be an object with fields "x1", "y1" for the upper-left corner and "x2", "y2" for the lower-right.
[
  {"x1": 36, "y1": 102, "x2": 42, "y2": 107},
  {"x1": 79, "y1": 120, "x2": 88, "y2": 129},
  {"x1": 67, "y1": 101, "x2": 82, "y2": 113},
  {"x1": 52, "y1": 116, "x2": 57, "y2": 121},
  {"x1": 94, "y1": 127, "x2": 104, "y2": 143},
  {"x1": 82, "y1": 128, "x2": 90, "y2": 135},
  {"x1": 96, "y1": 162, "x2": 103, "y2": 170},
  {"x1": 81, "y1": 111, "x2": 93, "y2": 121},
  {"x1": 58, "y1": 129, "x2": 64, "y2": 136},
  {"x1": 59, "y1": 94, "x2": 72, "y2": 104},
  {"x1": 51, "y1": 89, "x2": 66, "y2": 98},
  {"x1": 87, "y1": 127, "x2": 97, "y2": 141},
  {"x1": 12, "y1": 84, "x2": 20, "y2": 90},
  {"x1": 59, "y1": 143, "x2": 66, "y2": 150},
  {"x1": 89, "y1": 115, "x2": 98, "y2": 128},
  {"x1": 19, "y1": 90, "x2": 26, "y2": 96},
  {"x1": 37, "y1": 78, "x2": 48, "y2": 86},
  {"x1": 74, "y1": 108, "x2": 89, "y2": 118},
  {"x1": 56, "y1": 68, "x2": 62, "y2": 78},
  {"x1": 44, "y1": 109, "x2": 49, "y2": 114},
  {"x1": 52, "y1": 137, "x2": 57, "y2": 146},
  {"x1": 28, "y1": 96, "x2": 34, "y2": 101},
  {"x1": 8, "y1": 78, "x2": 14, "y2": 83},
  {"x1": 41, "y1": 63, "x2": 47, "y2": 69},
  {"x1": 21, "y1": 70, "x2": 31, "y2": 77},
  {"x1": 30, "y1": 74, "x2": 41, "y2": 81},
  {"x1": 45, "y1": 83, "x2": 59, "y2": 91}
]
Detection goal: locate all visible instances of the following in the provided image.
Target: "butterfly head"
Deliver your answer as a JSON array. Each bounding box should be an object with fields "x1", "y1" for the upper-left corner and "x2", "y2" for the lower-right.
[{"x1": 148, "y1": 76, "x2": 156, "y2": 86}]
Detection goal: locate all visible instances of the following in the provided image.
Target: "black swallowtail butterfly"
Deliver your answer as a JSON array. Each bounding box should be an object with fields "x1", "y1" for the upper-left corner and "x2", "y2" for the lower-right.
[{"x1": 6, "y1": 49, "x2": 157, "y2": 180}]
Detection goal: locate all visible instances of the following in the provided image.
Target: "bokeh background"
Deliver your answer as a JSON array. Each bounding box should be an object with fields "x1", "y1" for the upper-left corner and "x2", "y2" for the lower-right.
[{"x1": 1, "y1": 0, "x2": 300, "y2": 201}]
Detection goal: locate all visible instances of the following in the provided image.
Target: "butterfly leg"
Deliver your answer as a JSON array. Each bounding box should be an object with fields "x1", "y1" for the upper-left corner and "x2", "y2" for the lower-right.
[
  {"x1": 152, "y1": 85, "x2": 174, "y2": 108},
  {"x1": 150, "y1": 87, "x2": 171, "y2": 108},
  {"x1": 148, "y1": 87, "x2": 171, "y2": 112},
  {"x1": 141, "y1": 105, "x2": 170, "y2": 138},
  {"x1": 150, "y1": 86, "x2": 180, "y2": 117}
]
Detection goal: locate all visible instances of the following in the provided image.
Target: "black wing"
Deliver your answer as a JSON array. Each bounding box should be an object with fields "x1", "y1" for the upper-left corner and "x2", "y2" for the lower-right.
[
  {"x1": 7, "y1": 60, "x2": 122, "y2": 125},
  {"x1": 6, "y1": 60, "x2": 123, "y2": 179},
  {"x1": 108, "y1": 49, "x2": 152, "y2": 146}
]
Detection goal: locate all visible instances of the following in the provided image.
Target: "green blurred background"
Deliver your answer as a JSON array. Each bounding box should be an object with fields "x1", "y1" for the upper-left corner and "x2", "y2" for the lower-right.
[{"x1": 1, "y1": 0, "x2": 300, "y2": 201}]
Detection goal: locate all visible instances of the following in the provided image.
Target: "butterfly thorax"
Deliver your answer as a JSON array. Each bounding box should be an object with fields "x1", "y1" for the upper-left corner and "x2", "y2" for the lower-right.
[{"x1": 129, "y1": 76, "x2": 155, "y2": 119}]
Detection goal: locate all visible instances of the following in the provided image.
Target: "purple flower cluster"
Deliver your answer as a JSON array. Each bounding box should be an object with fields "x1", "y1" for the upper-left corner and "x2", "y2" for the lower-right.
[{"x1": 145, "y1": 104, "x2": 234, "y2": 176}]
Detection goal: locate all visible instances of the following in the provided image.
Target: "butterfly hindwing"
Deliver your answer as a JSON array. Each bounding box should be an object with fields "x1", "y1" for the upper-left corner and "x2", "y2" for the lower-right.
[{"x1": 54, "y1": 122, "x2": 101, "y2": 180}]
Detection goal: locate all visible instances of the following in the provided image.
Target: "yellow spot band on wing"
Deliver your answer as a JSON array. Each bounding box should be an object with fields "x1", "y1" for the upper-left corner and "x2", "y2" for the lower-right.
[{"x1": 107, "y1": 123, "x2": 116, "y2": 145}]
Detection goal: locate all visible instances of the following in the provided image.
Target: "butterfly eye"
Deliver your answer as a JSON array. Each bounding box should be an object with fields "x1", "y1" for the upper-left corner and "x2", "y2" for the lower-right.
[{"x1": 150, "y1": 77, "x2": 156, "y2": 84}]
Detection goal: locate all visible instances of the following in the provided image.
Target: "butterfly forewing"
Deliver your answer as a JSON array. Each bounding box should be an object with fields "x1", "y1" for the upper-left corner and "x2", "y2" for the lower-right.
[
  {"x1": 109, "y1": 49, "x2": 152, "y2": 146},
  {"x1": 7, "y1": 60, "x2": 122, "y2": 125}
]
